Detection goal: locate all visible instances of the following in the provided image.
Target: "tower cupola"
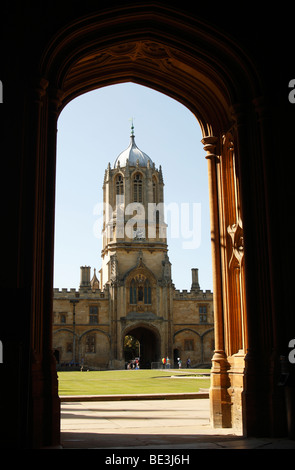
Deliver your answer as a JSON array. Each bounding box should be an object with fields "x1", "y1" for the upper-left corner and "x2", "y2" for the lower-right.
[{"x1": 114, "y1": 125, "x2": 153, "y2": 168}]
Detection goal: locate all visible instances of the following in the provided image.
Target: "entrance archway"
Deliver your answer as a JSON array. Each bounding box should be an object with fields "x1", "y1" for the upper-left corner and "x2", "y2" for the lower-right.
[
  {"x1": 38, "y1": 13, "x2": 257, "y2": 441},
  {"x1": 9, "y1": 4, "x2": 292, "y2": 448},
  {"x1": 124, "y1": 324, "x2": 161, "y2": 369}
]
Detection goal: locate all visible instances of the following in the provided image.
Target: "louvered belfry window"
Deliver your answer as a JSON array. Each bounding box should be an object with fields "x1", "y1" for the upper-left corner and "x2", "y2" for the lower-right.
[{"x1": 133, "y1": 173, "x2": 142, "y2": 202}]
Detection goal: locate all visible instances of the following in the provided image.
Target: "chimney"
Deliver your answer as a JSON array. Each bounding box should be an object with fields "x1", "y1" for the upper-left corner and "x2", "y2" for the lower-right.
[
  {"x1": 191, "y1": 268, "x2": 200, "y2": 291},
  {"x1": 80, "y1": 266, "x2": 91, "y2": 289}
]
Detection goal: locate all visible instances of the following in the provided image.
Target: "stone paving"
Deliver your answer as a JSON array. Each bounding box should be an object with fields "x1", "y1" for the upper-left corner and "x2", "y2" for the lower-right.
[{"x1": 60, "y1": 397, "x2": 295, "y2": 449}]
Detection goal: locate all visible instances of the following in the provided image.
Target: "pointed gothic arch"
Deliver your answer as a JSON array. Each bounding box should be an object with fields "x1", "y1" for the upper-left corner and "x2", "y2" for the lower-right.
[
  {"x1": 122, "y1": 321, "x2": 161, "y2": 368},
  {"x1": 128, "y1": 274, "x2": 152, "y2": 305},
  {"x1": 114, "y1": 172, "x2": 124, "y2": 197},
  {"x1": 9, "y1": 3, "x2": 292, "y2": 448},
  {"x1": 38, "y1": 11, "x2": 258, "y2": 437},
  {"x1": 124, "y1": 253, "x2": 157, "y2": 284},
  {"x1": 132, "y1": 172, "x2": 143, "y2": 203}
]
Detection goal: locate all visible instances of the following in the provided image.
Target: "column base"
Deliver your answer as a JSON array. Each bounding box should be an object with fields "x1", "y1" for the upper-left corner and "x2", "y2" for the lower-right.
[
  {"x1": 209, "y1": 350, "x2": 232, "y2": 429},
  {"x1": 209, "y1": 350, "x2": 246, "y2": 433}
]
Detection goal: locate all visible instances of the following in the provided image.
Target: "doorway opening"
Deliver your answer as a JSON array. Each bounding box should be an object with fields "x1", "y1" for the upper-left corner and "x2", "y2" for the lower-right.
[
  {"x1": 123, "y1": 325, "x2": 161, "y2": 369},
  {"x1": 124, "y1": 335, "x2": 140, "y2": 365},
  {"x1": 27, "y1": 6, "x2": 265, "y2": 447}
]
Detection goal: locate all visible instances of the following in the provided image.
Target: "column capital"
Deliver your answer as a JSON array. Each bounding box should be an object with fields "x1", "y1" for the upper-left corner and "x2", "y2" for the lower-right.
[
  {"x1": 35, "y1": 77, "x2": 49, "y2": 98},
  {"x1": 201, "y1": 136, "x2": 218, "y2": 161},
  {"x1": 30, "y1": 77, "x2": 49, "y2": 106},
  {"x1": 48, "y1": 86, "x2": 64, "y2": 115}
]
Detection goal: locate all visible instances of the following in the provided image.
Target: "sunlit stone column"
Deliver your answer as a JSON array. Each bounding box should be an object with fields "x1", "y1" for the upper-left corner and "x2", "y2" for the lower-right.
[{"x1": 202, "y1": 135, "x2": 231, "y2": 428}]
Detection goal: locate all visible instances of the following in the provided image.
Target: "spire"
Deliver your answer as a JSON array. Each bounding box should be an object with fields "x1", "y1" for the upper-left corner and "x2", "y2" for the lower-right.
[
  {"x1": 90, "y1": 268, "x2": 100, "y2": 291},
  {"x1": 130, "y1": 117, "x2": 135, "y2": 138}
]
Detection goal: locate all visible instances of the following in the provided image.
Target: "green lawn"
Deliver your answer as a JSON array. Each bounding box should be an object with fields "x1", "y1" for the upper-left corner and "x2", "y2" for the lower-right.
[{"x1": 58, "y1": 369, "x2": 210, "y2": 396}]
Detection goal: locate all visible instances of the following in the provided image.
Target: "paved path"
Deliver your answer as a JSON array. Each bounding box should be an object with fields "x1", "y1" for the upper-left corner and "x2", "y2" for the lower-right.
[{"x1": 60, "y1": 398, "x2": 295, "y2": 449}]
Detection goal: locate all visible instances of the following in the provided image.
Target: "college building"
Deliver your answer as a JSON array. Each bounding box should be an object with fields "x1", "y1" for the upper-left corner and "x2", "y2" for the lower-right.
[{"x1": 52, "y1": 129, "x2": 214, "y2": 369}]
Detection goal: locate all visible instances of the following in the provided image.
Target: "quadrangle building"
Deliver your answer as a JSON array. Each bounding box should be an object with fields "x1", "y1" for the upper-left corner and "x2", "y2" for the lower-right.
[{"x1": 53, "y1": 129, "x2": 214, "y2": 369}]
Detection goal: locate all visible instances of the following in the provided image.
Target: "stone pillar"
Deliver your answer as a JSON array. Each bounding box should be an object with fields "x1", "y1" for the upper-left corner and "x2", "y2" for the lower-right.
[
  {"x1": 23, "y1": 82, "x2": 63, "y2": 448},
  {"x1": 202, "y1": 135, "x2": 231, "y2": 428}
]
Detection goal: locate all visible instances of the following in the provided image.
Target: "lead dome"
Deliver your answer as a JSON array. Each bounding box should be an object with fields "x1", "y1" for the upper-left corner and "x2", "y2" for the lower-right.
[{"x1": 114, "y1": 130, "x2": 153, "y2": 168}]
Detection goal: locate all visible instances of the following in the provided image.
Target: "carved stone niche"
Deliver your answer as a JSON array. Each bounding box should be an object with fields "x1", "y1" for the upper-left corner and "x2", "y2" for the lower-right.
[{"x1": 227, "y1": 217, "x2": 244, "y2": 269}]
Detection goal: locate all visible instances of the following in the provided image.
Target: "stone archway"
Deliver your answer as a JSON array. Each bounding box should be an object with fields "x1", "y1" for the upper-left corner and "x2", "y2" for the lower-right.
[
  {"x1": 35, "y1": 10, "x2": 260, "y2": 441},
  {"x1": 7, "y1": 3, "x2": 292, "y2": 448},
  {"x1": 123, "y1": 324, "x2": 161, "y2": 369},
  {"x1": 40, "y1": 20, "x2": 254, "y2": 434}
]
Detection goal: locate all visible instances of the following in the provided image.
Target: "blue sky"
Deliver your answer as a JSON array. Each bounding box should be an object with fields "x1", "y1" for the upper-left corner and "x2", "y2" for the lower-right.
[{"x1": 54, "y1": 83, "x2": 213, "y2": 292}]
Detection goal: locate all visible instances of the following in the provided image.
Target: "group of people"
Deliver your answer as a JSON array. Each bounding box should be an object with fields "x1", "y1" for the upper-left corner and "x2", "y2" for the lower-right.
[
  {"x1": 162, "y1": 356, "x2": 171, "y2": 368},
  {"x1": 161, "y1": 357, "x2": 192, "y2": 369},
  {"x1": 126, "y1": 358, "x2": 140, "y2": 369},
  {"x1": 126, "y1": 357, "x2": 192, "y2": 369}
]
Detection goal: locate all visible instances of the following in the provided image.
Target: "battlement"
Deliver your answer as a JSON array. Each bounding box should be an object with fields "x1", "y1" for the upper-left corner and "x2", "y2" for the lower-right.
[
  {"x1": 173, "y1": 288, "x2": 213, "y2": 300},
  {"x1": 53, "y1": 287, "x2": 109, "y2": 299}
]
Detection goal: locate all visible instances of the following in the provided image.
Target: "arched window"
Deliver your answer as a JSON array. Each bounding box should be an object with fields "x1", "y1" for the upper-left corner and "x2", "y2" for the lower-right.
[
  {"x1": 129, "y1": 277, "x2": 151, "y2": 305},
  {"x1": 133, "y1": 173, "x2": 143, "y2": 202},
  {"x1": 115, "y1": 174, "x2": 124, "y2": 201}
]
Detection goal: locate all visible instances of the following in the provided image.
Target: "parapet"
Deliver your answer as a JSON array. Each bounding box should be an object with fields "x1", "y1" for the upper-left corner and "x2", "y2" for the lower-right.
[
  {"x1": 53, "y1": 287, "x2": 108, "y2": 299},
  {"x1": 173, "y1": 288, "x2": 213, "y2": 300}
]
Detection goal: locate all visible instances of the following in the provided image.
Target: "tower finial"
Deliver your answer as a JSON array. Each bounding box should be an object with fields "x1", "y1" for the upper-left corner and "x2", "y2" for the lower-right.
[{"x1": 129, "y1": 117, "x2": 135, "y2": 137}]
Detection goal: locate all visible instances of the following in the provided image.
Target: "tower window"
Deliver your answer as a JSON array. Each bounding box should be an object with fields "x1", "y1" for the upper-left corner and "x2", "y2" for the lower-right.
[
  {"x1": 116, "y1": 174, "x2": 124, "y2": 194},
  {"x1": 133, "y1": 173, "x2": 143, "y2": 202},
  {"x1": 129, "y1": 277, "x2": 152, "y2": 304},
  {"x1": 115, "y1": 174, "x2": 124, "y2": 203},
  {"x1": 130, "y1": 279, "x2": 137, "y2": 304},
  {"x1": 144, "y1": 280, "x2": 151, "y2": 304},
  {"x1": 138, "y1": 285, "x2": 144, "y2": 301}
]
